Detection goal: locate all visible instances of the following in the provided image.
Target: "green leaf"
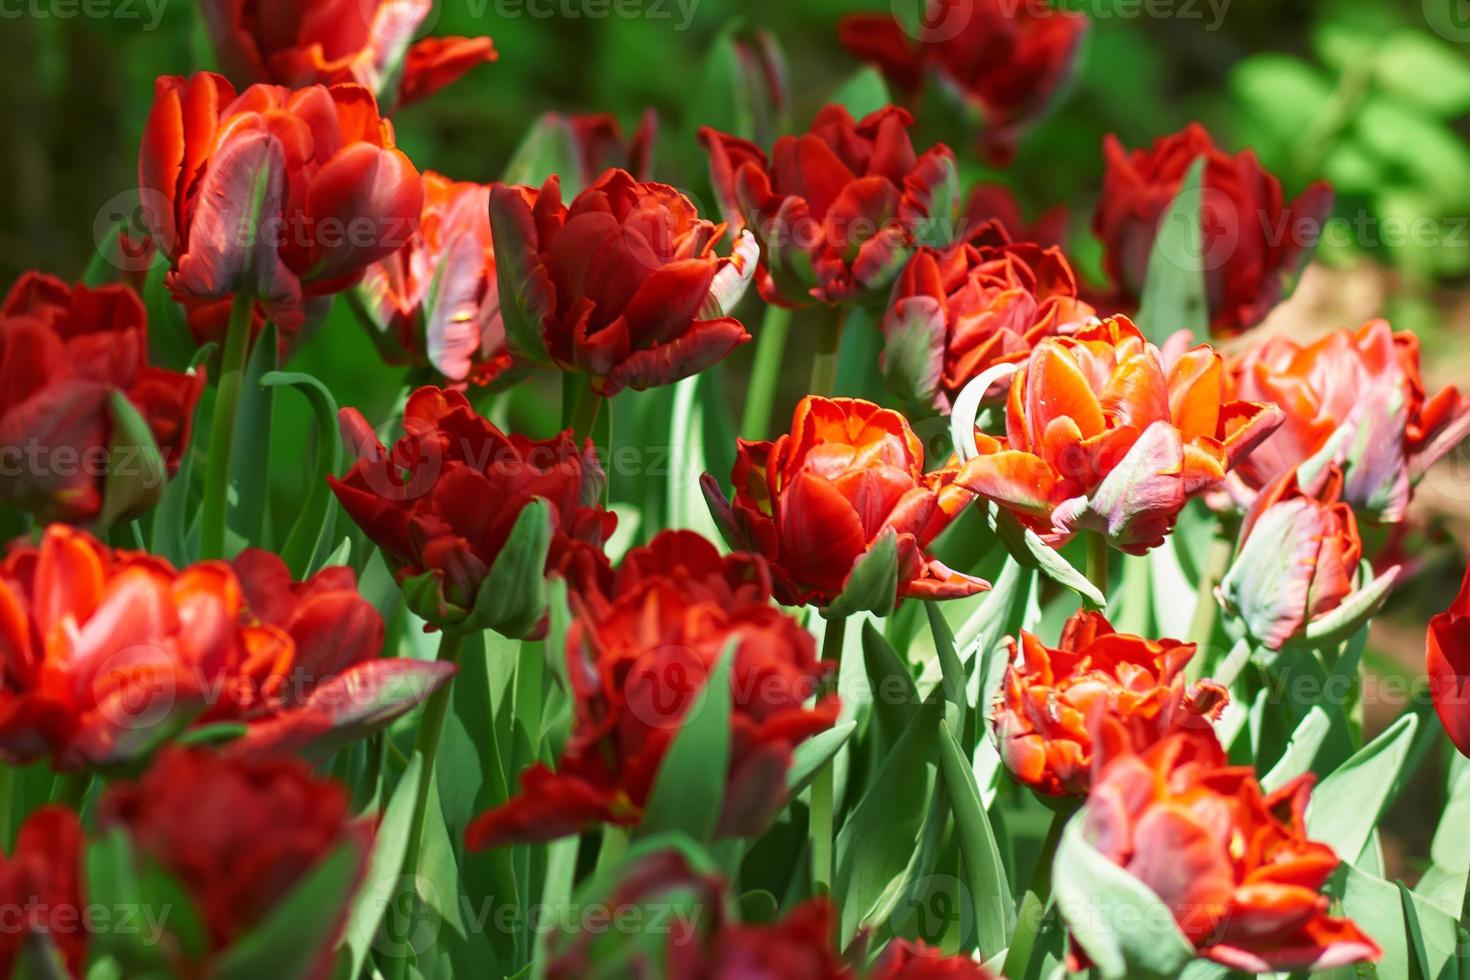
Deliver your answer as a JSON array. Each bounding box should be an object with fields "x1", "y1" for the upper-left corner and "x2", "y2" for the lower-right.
[
  {"x1": 993, "y1": 508, "x2": 1104, "y2": 608},
  {"x1": 926, "y1": 603, "x2": 967, "y2": 734},
  {"x1": 210, "y1": 840, "x2": 364, "y2": 980},
  {"x1": 142, "y1": 261, "x2": 196, "y2": 373},
  {"x1": 1334, "y1": 862, "x2": 1460, "y2": 980},
  {"x1": 465, "y1": 498, "x2": 553, "y2": 638},
  {"x1": 860, "y1": 620, "x2": 919, "y2": 754},
  {"x1": 831, "y1": 67, "x2": 891, "y2": 118},
  {"x1": 260, "y1": 371, "x2": 342, "y2": 577},
  {"x1": 341, "y1": 756, "x2": 421, "y2": 980},
  {"x1": 639, "y1": 644, "x2": 734, "y2": 842},
  {"x1": 834, "y1": 696, "x2": 941, "y2": 945},
  {"x1": 1230, "y1": 54, "x2": 1334, "y2": 142},
  {"x1": 1307, "y1": 713, "x2": 1420, "y2": 861},
  {"x1": 1260, "y1": 706, "x2": 1330, "y2": 793},
  {"x1": 502, "y1": 113, "x2": 584, "y2": 195},
  {"x1": 787, "y1": 721, "x2": 857, "y2": 796},
  {"x1": 824, "y1": 528, "x2": 900, "y2": 619},
  {"x1": 1135, "y1": 156, "x2": 1209, "y2": 346},
  {"x1": 96, "y1": 391, "x2": 168, "y2": 530},
  {"x1": 1052, "y1": 815, "x2": 1195, "y2": 979},
  {"x1": 936, "y1": 720, "x2": 1012, "y2": 957}
]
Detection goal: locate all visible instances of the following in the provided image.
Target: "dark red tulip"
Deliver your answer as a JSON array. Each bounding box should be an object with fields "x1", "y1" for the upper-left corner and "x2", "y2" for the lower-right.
[
  {"x1": 0, "y1": 272, "x2": 204, "y2": 524},
  {"x1": 198, "y1": 0, "x2": 496, "y2": 110},
  {"x1": 328, "y1": 386, "x2": 616, "y2": 631},
  {"x1": 871, "y1": 940, "x2": 997, "y2": 979},
  {"x1": 0, "y1": 806, "x2": 86, "y2": 979},
  {"x1": 1094, "y1": 123, "x2": 1333, "y2": 337},
  {"x1": 139, "y1": 72, "x2": 423, "y2": 329},
  {"x1": 839, "y1": 0, "x2": 1087, "y2": 162},
  {"x1": 1428, "y1": 562, "x2": 1470, "y2": 759},
  {"x1": 492, "y1": 169, "x2": 756, "y2": 395},
  {"x1": 880, "y1": 221, "x2": 1095, "y2": 411},
  {"x1": 98, "y1": 747, "x2": 371, "y2": 975},
  {"x1": 701, "y1": 105, "x2": 957, "y2": 307},
  {"x1": 466, "y1": 530, "x2": 838, "y2": 849}
]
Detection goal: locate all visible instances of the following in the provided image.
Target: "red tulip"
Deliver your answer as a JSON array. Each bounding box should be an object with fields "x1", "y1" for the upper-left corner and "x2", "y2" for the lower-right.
[
  {"x1": 328, "y1": 386, "x2": 616, "y2": 632},
  {"x1": 704, "y1": 396, "x2": 989, "y2": 610},
  {"x1": 1427, "y1": 562, "x2": 1470, "y2": 758},
  {"x1": 465, "y1": 530, "x2": 838, "y2": 849},
  {"x1": 0, "y1": 272, "x2": 204, "y2": 524},
  {"x1": 871, "y1": 940, "x2": 997, "y2": 979},
  {"x1": 357, "y1": 171, "x2": 512, "y2": 385},
  {"x1": 557, "y1": 110, "x2": 659, "y2": 188},
  {"x1": 491, "y1": 169, "x2": 756, "y2": 395},
  {"x1": 0, "y1": 525, "x2": 448, "y2": 769},
  {"x1": 1094, "y1": 123, "x2": 1332, "y2": 337},
  {"x1": 700, "y1": 105, "x2": 958, "y2": 307},
  {"x1": 0, "y1": 806, "x2": 86, "y2": 979},
  {"x1": 198, "y1": 0, "x2": 496, "y2": 110},
  {"x1": 1077, "y1": 725, "x2": 1380, "y2": 973},
  {"x1": 139, "y1": 72, "x2": 423, "y2": 329},
  {"x1": 839, "y1": 0, "x2": 1087, "y2": 162},
  {"x1": 956, "y1": 316, "x2": 1283, "y2": 554},
  {"x1": 880, "y1": 221, "x2": 1094, "y2": 412},
  {"x1": 1220, "y1": 464, "x2": 1398, "y2": 651},
  {"x1": 1224, "y1": 319, "x2": 1470, "y2": 521},
  {"x1": 98, "y1": 746, "x2": 371, "y2": 974},
  {"x1": 995, "y1": 610, "x2": 1225, "y2": 797}
]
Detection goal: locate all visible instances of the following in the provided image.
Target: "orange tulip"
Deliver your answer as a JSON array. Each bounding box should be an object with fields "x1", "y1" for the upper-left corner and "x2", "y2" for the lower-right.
[
  {"x1": 995, "y1": 610, "x2": 1224, "y2": 796},
  {"x1": 1077, "y1": 724, "x2": 1381, "y2": 973},
  {"x1": 956, "y1": 316, "x2": 1282, "y2": 554}
]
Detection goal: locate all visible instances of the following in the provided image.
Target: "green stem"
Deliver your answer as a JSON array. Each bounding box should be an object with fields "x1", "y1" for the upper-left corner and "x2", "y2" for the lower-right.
[
  {"x1": 0, "y1": 766, "x2": 13, "y2": 848},
  {"x1": 1085, "y1": 533, "x2": 1109, "y2": 606},
  {"x1": 740, "y1": 304, "x2": 793, "y2": 439},
  {"x1": 810, "y1": 615, "x2": 848, "y2": 898},
  {"x1": 390, "y1": 630, "x2": 465, "y2": 977},
  {"x1": 562, "y1": 375, "x2": 603, "y2": 444},
  {"x1": 199, "y1": 291, "x2": 256, "y2": 560},
  {"x1": 1186, "y1": 532, "x2": 1234, "y2": 679},
  {"x1": 808, "y1": 309, "x2": 846, "y2": 397},
  {"x1": 1001, "y1": 805, "x2": 1073, "y2": 980}
]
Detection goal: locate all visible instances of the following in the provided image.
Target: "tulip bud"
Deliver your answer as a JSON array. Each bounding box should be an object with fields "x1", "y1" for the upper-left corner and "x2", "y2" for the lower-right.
[{"x1": 1219, "y1": 465, "x2": 1400, "y2": 651}]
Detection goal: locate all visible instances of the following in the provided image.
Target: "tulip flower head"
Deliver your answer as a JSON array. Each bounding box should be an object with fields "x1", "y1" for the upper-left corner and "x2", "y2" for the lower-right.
[
  {"x1": 0, "y1": 272, "x2": 205, "y2": 525},
  {"x1": 1426, "y1": 561, "x2": 1470, "y2": 759},
  {"x1": 357, "y1": 171, "x2": 512, "y2": 386},
  {"x1": 198, "y1": 0, "x2": 496, "y2": 110},
  {"x1": 491, "y1": 169, "x2": 757, "y2": 396},
  {"x1": 956, "y1": 316, "x2": 1284, "y2": 554},
  {"x1": 140, "y1": 72, "x2": 424, "y2": 329},
  {"x1": 700, "y1": 105, "x2": 958, "y2": 308},
  {"x1": 98, "y1": 747, "x2": 371, "y2": 974},
  {"x1": 1094, "y1": 123, "x2": 1333, "y2": 337},
  {"x1": 996, "y1": 610, "x2": 1226, "y2": 797},
  {"x1": 880, "y1": 221, "x2": 1094, "y2": 412},
  {"x1": 1076, "y1": 724, "x2": 1381, "y2": 973},
  {"x1": 703, "y1": 395, "x2": 990, "y2": 612},
  {"x1": 465, "y1": 531, "x2": 839, "y2": 849},
  {"x1": 1224, "y1": 318, "x2": 1470, "y2": 522},
  {"x1": 0, "y1": 806, "x2": 86, "y2": 978},
  {"x1": 1219, "y1": 464, "x2": 1400, "y2": 651},
  {"x1": 0, "y1": 526, "x2": 449, "y2": 770},
  {"x1": 329, "y1": 387, "x2": 616, "y2": 634},
  {"x1": 839, "y1": 0, "x2": 1088, "y2": 163}
]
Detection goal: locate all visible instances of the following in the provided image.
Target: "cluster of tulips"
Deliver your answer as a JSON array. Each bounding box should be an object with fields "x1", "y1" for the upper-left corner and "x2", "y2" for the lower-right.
[{"x1": 2, "y1": 0, "x2": 1469, "y2": 977}]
